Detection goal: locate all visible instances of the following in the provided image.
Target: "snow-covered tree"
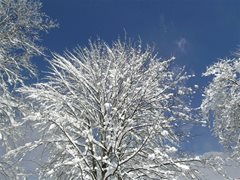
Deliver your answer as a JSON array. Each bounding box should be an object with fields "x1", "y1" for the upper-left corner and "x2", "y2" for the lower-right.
[
  {"x1": 0, "y1": 0, "x2": 55, "y2": 178},
  {"x1": 201, "y1": 56, "x2": 240, "y2": 157},
  {"x1": 16, "y1": 40, "x2": 202, "y2": 179},
  {"x1": 0, "y1": 0, "x2": 56, "y2": 80}
]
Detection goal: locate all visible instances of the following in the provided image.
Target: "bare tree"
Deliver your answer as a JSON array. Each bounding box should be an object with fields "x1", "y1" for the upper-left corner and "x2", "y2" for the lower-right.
[
  {"x1": 16, "y1": 40, "x2": 203, "y2": 179},
  {"x1": 0, "y1": 0, "x2": 56, "y2": 178}
]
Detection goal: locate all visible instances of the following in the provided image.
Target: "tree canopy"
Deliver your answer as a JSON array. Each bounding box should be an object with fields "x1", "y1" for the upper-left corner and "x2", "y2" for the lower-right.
[
  {"x1": 202, "y1": 57, "x2": 240, "y2": 157},
  {"x1": 0, "y1": 0, "x2": 55, "y2": 178},
  {"x1": 15, "y1": 40, "x2": 201, "y2": 179}
]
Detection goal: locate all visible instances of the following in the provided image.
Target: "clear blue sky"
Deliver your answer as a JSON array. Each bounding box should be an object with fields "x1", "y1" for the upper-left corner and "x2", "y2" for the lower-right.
[{"x1": 40, "y1": 0, "x2": 240, "y2": 154}]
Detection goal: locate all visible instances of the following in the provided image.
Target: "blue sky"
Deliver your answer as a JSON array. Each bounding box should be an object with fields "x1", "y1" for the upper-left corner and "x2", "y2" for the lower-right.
[{"x1": 40, "y1": 0, "x2": 240, "y2": 154}]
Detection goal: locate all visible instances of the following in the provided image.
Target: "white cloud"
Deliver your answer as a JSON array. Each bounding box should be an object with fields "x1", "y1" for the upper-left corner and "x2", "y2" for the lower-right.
[{"x1": 176, "y1": 37, "x2": 188, "y2": 53}]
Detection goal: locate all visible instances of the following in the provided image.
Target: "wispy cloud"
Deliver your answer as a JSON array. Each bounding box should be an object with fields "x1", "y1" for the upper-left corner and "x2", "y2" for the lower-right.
[{"x1": 176, "y1": 37, "x2": 188, "y2": 53}]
